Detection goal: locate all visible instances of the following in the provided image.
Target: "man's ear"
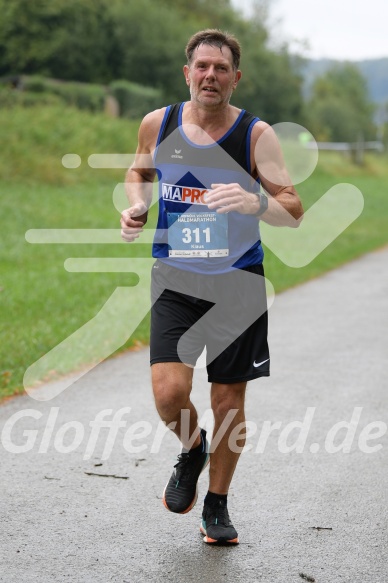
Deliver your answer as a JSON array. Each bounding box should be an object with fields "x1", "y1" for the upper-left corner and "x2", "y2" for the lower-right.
[
  {"x1": 233, "y1": 69, "x2": 242, "y2": 89},
  {"x1": 183, "y1": 65, "x2": 190, "y2": 86}
]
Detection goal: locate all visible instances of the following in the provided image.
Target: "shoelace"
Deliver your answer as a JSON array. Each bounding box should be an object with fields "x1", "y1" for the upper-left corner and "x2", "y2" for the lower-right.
[{"x1": 173, "y1": 452, "x2": 191, "y2": 481}]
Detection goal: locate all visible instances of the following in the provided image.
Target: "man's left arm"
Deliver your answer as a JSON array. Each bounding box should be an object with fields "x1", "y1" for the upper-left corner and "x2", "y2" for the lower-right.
[
  {"x1": 206, "y1": 121, "x2": 304, "y2": 227},
  {"x1": 251, "y1": 121, "x2": 304, "y2": 226}
]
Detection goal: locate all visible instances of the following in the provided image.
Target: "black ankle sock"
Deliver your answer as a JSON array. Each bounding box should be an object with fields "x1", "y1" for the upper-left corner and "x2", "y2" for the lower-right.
[{"x1": 204, "y1": 491, "x2": 227, "y2": 507}]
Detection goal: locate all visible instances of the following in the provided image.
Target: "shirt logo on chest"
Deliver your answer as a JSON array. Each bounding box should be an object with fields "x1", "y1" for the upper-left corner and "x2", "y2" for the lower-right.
[{"x1": 171, "y1": 149, "x2": 183, "y2": 159}]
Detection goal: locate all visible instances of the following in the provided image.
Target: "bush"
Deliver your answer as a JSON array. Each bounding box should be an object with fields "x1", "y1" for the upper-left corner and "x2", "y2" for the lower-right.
[
  {"x1": 0, "y1": 87, "x2": 62, "y2": 108},
  {"x1": 0, "y1": 75, "x2": 107, "y2": 113},
  {"x1": 22, "y1": 75, "x2": 47, "y2": 93},
  {"x1": 47, "y1": 80, "x2": 106, "y2": 112},
  {"x1": 109, "y1": 80, "x2": 163, "y2": 118},
  {"x1": 0, "y1": 75, "x2": 164, "y2": 117}
]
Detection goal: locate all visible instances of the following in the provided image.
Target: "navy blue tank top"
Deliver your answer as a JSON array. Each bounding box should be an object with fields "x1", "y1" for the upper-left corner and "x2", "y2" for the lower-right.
[{"x1": 152, "y1": 102, "x2": 264, "y2": 274}]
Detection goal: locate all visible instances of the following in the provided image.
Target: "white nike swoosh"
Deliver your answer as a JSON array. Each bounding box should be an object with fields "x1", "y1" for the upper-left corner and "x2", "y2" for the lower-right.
[{"x1": 253, "y1": 358, "x2": 270, "y2": 368}]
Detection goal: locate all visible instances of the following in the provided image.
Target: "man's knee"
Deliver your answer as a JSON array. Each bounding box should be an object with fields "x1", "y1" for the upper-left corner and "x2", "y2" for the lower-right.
[
  {"x1": 152, "y1": 363, "x2": 193, "y2": 420},
  {"x1": 211, "y1": 383, "x2": 246, "y2": 420},
  {"x1": 153, "y1": 384, "x2": 189, "y2": 419}
]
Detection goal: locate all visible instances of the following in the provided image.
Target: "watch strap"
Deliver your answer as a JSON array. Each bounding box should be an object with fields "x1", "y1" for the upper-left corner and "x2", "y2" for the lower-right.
[{"x1": 254, "y1": 193, "x2": 268, "y2": 217}]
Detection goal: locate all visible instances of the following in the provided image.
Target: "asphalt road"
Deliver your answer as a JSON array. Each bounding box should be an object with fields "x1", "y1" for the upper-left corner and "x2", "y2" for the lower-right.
[{"x1": 1, "y1": 248, "x2": 387, "y2": 583}]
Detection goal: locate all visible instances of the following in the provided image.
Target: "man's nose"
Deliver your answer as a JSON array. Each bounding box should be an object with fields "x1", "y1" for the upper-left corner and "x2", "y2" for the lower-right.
[{"x1": 206, "y1": 66, "x2": 216, "y2": 79}]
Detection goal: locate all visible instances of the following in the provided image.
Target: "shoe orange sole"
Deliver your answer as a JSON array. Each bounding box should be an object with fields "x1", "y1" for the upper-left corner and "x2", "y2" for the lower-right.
[
  {"x1": 200, "y1": 524, "x2": 239, "y2": 544},
  {"x1": 162, "y1": 487, "x2": 198, "y2": 514}
]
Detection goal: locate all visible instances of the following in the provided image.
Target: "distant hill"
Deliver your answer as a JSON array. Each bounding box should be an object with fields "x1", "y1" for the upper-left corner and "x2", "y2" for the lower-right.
[{"x1": 301, "y1": 57, "x2": 388, "y2": 105}]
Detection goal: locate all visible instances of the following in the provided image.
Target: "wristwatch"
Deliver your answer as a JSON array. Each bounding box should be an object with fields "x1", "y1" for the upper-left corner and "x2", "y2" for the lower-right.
[{"x1": 254, "y1": 192, "x2": 268, "y2": 217}]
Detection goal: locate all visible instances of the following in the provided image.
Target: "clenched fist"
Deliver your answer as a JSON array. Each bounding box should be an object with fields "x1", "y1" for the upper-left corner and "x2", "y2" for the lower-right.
[{"x1": 120, "y1": 203, "x2": 149, "y2": 242}]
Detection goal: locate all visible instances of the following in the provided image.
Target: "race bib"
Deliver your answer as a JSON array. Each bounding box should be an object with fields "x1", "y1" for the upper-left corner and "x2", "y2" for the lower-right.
[{"x1": 167, "y1": 212, "x2": 229, "y2": 258}]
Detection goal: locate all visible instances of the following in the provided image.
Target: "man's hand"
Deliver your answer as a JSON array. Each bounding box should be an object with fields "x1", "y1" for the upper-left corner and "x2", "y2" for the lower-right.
[
  {"x1": 120, "y1": 203, "x2": 149, "y2": 242},
  {"x1": 205, "y1": 183, "x2": 260, "y2": 215}
]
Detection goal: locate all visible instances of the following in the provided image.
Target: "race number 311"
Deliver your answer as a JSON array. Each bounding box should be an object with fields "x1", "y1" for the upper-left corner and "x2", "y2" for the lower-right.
[{"x1": 182, "y1": 227, "x2": 211, "y2": 244}]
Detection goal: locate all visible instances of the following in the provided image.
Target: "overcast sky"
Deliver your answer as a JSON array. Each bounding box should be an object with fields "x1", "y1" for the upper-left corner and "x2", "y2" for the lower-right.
[{"x1": 234, "y1": 0, "x2": 388, "y2": 61}]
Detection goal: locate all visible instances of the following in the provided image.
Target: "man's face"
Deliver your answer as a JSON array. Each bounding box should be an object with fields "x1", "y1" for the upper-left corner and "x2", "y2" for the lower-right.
[{"x1": 183, "y1": 44, "x2": 241, "y2": 108}]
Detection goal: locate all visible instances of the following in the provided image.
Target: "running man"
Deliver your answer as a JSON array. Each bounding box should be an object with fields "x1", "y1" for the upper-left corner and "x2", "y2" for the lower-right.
[{"x1": 121, "y1": 29, "x2": 303, "y2": 544}]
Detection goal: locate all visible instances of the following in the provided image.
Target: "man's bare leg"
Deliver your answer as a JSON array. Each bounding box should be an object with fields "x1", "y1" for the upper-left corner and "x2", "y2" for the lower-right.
[
  {"x1": 198, "y1": 382, "x2": 246, "y2": 544},
  {"x1": 208, "y1": 382, "x2": 247, "y2": 494},
  {"x1": 152, "y1": 362, "x2": 209, "y2": 513},
  {"x1": 151, "y1": 362, "x2": 201, "y2": 450}
]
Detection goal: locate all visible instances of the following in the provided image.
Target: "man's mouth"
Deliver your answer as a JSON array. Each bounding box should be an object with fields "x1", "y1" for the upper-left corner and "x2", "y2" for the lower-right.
[{"x1": 202, "y1": 87, "x2": 217, "y2": 93}]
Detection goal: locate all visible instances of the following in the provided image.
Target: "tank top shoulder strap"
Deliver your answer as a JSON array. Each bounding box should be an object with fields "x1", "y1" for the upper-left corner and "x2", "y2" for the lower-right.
[
  {"x1": 157, "y1": 103, "x2": 181, "y2": 145},
  {"x1": 221, "y1": 110, "x2": 260, "y2": 174}
]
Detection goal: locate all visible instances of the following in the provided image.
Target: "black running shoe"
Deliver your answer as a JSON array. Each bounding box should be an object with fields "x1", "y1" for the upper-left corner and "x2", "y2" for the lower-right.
[
  {"x1": 200, "y1": 500, "x2": 239, "y2": 544},
  {"x1": 163, "y1": 429, "x2": 209, "y2": 514}
]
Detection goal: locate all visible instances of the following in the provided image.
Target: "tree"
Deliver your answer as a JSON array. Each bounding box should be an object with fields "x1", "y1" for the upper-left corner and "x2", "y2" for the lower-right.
[
  {"x1": 108, "y1": 0, "x2": 193, "y2": 103},
  {"x1": 306, "y1": 63, "x2": 375, "y2": 142},
  {"x1": 0, "y1": 0, "x2": 304, "y2": 123},
  {"x1": 0, "y1": 0, "x2": 116, "y2": 82}
]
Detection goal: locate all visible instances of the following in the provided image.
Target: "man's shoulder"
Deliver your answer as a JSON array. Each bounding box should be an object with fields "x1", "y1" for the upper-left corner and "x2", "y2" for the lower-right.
[
  {"x1": 137, "y1": 106, "x2": 171, "y2": 150},
  {"x1": 140, "y1": 107, "x2": 168, "y2": 133}
]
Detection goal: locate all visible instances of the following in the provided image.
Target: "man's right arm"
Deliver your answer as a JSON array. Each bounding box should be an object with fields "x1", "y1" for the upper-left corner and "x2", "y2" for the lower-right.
[{"x1": 121, "y1": 108, "x2": 166, "y2": 242}]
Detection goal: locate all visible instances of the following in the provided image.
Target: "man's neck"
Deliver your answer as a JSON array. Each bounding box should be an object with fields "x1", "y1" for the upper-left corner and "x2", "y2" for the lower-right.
[{"x1": 182, "y1": 101, "x2": 240, "y2": 143}]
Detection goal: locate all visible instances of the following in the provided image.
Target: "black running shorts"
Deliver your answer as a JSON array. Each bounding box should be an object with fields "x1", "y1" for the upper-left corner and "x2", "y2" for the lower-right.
[{"x1": 150, "y1": 260, "x2": 270, "y2": 384}]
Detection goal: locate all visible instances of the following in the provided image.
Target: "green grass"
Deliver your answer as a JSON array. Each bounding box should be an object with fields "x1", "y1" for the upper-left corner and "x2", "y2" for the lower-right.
[{"x1": 1, "y1": 105, "x2": 388, "y2": 399}]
